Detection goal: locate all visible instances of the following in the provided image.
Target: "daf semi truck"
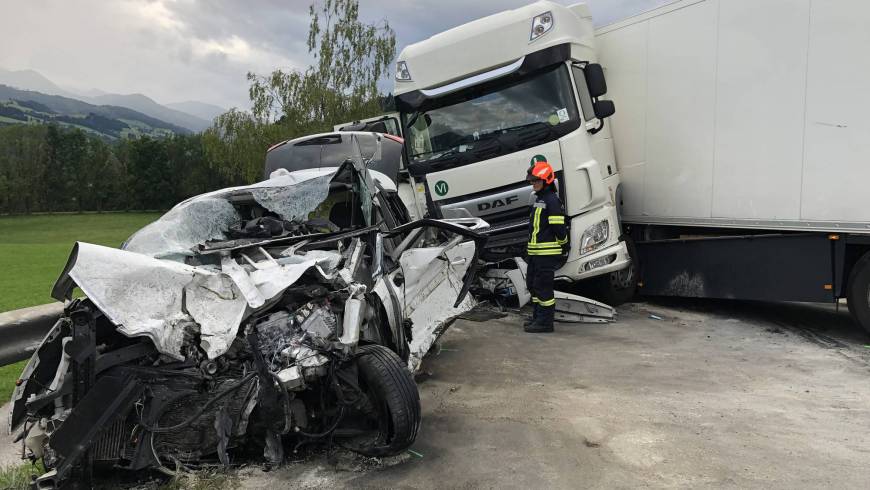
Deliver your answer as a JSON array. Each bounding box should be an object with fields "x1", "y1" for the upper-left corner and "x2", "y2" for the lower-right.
[
  {"x1": 338, "y1": 1, "x2": 636, "y2": 304},
  {"x1": 338, "y1": 0, "x2": 870, "y2": 333}
]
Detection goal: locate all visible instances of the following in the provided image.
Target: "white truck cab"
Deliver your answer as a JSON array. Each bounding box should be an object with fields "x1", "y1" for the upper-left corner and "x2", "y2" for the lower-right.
[{"x1": 338, "y1": 1, "x2": 633, "y2": 300}]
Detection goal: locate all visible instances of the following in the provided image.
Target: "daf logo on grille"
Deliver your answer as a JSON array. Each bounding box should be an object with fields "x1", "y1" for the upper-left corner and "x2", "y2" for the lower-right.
[{"x1": 478, "y1": 195, "x2": 519, "y2": 211}]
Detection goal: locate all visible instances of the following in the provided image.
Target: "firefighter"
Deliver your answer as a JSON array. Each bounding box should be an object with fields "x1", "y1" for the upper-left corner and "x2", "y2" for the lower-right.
[{"x1": 524, "y1": 161, "x2": 568, "y2": 333}]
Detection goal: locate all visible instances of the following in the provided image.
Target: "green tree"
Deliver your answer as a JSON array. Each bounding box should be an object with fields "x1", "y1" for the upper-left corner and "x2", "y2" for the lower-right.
[
  {"x1": 126, "y1": 137, "x2": 172, "y2": 210},
  {"x1": 0, "y1": 125, "x2": 48, "y2": 214},
  {"x1": 204, "y1": 0, "x2": 396, "y2": 185},
  {"x1": 202, "y1": 109, "x2": 304, "y2": 184},
  {"x1": 96, "y1": 150, "x2": 130, "y2": 212},
  {"x1": 248, "y1": 0, "x2": 395, "y2": 124},
  {"x1": 166, "y1": 133, "x2": 226, "y2": 202}
]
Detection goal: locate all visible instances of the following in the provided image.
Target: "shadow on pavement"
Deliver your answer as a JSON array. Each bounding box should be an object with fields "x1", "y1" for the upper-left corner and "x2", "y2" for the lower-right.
[{"x1": 641, "y1": 296, "x2": 870, "y2": 348}]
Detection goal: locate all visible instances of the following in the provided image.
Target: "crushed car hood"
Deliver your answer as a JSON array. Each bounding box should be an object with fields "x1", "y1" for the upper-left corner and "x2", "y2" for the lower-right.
[{"x1": 51, "y1": 242, "x2": 339, "y2": 359}]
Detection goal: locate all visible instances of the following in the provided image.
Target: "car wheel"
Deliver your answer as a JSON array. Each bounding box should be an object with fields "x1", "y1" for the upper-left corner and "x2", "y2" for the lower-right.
[{"x1": 338, "y1": 344, "x2": 421, "y2": 456}]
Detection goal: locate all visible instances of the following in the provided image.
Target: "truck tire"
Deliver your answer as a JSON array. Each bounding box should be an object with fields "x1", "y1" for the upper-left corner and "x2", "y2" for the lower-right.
[
  {"x1": 846, "y1": 251, "x2": 870, "y2": 334},
  {"x1": 341, "y1": 344, "x2": 421, "y2": 457},
  {"x1": 589, "y1": 236, "x2": 638, "y2": 306}
]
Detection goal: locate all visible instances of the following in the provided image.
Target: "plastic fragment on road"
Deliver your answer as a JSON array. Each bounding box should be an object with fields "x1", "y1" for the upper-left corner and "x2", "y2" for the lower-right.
[{"x1": 480, "y1": 257, "x2": 616, "y2": 323}]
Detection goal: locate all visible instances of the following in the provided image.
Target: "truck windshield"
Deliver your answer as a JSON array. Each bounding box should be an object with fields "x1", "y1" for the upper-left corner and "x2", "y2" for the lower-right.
[{"x1": 405, "y1": 64, "x2": 580, "y2": 171}]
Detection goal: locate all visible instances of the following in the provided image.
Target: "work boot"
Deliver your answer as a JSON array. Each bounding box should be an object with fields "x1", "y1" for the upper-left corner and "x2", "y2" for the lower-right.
[
  {"x1": 524, "y1": 319, "x2": 554, "y2": 333},
  {"x1": 525, "y1": 306, "x2": 554, "y2": 333},
  {"x1": 523, "y1": 304, "x2": 540, "y2": 327}
]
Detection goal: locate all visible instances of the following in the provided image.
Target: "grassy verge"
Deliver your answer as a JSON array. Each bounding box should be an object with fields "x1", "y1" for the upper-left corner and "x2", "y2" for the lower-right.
[
  {"x1": 0, "y1": 213, "x2": 159, "y2": 400},
  {"x1": 160, "y1": 469, "x2": 239, "y2": 490},
  {"x1": 0, "y1": 463, "x2": 236, "y2": 489},
  {"x1": 0, "y1": 462, "x2": 44, "y2": 489}
]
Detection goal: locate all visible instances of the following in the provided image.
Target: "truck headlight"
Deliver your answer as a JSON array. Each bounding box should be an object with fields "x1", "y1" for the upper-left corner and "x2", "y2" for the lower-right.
[
  {"x1": 580, "y1": 219, "x2": 609, "y2": 254},
  {"x1": 396, "y1": 61, "x2": 412, "y2": 81},
  {"x1": 530, "y1": 11, "x2": 554, "y2": 42}
]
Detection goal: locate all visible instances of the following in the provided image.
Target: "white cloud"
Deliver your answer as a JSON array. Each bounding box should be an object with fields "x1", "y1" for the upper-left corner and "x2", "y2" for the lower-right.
[
  {"x1": 129, "y1": 0, "x2": 185, "y2": 30},
  {"x1": 0, "y1": 0, "x2": 307, "y2": 108}
]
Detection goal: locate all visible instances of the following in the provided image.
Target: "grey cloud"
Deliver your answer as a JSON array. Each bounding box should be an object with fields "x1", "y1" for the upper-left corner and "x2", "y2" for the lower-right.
[
  {"x1": 160, "y1": 0, "x2": 312, "y2": 66},
  {"x1": 1, "y1": 0, "x2": 672, "y2": 110}
]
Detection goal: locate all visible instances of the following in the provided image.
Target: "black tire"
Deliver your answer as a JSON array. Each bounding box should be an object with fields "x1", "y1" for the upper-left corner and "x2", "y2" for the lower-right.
[
  {"x1": 846, "y1": 251, "x2": 870, "y2": 334},
  {"x1": 589, "y1": 236, "x2": 638, "y2": 306},
  {"x1": 342, "y1": 344, "x2": 421, "y2": 457}
]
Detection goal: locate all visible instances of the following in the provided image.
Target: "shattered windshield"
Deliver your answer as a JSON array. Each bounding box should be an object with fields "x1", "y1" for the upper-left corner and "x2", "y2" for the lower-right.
[{"x1": 124, "y1": 169, "x2": 338, "y2": 259}]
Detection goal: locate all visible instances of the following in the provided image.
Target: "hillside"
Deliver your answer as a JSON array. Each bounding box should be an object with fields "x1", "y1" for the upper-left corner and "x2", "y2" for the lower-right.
[
  {"x1": 0, "y1": 67, "x2": 77, "y2": 98},
  {"x1": 0, "y1": 85, "x2": 188, "y2": 139},
  {"x1": 166, "y1": 100, "x2": 226, "y2": 123},
  {"x1": 0, "y1": 68, "x2": 223, "y2": 132},
  {"x1": 89, "y1": 93, "x2": 212, "y2": 132}
]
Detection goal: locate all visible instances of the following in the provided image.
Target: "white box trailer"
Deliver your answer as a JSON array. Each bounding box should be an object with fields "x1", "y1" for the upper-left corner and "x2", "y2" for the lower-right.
[{"x1": 595, "y1": 0, "x2": 870, "y2": 331}]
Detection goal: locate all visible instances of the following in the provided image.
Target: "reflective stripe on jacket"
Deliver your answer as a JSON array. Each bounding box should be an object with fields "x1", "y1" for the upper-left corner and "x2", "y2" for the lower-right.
[{"x1": 527, "y1": 187, "x2": 568, "y2": 256}]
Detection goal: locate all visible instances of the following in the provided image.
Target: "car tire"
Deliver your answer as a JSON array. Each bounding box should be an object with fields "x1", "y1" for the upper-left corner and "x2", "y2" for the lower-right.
[
  {"x1": 588, "y1": 236, "x2": 638, "y2": 306},
  {"x1": 846, "y1": 251, "x2": 870, "y2": 334},
  {"x1": 342, "y1": 344, "x2": 421, "y2": 456}
]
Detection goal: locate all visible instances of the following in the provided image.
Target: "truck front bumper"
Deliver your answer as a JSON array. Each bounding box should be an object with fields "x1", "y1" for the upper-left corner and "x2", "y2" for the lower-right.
[{"x1": 556, "y1": 239, "x2": 630, "y2": 282}]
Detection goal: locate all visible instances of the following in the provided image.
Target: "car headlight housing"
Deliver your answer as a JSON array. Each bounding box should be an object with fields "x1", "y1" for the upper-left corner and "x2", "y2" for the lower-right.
[
  {"x1": 395, "y1": 61, "x2": 412, "y2": 81},
  {"x1": 580, "y1": 219, "x2": 609, "y2": 254},
  {"x1": 530, "y1": 11, "x2": 554, "y2": 42}
]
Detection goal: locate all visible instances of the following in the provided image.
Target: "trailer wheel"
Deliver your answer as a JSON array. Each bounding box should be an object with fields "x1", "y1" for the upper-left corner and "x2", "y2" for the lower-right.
[
  {"x1": 338, "y1": 345, "x2": 421, "y2": 457},
  {"x1": 590, "y1": 236, "x2": 638, "y2": 306},
  {"x1": 846, "y1": 251, "x2": 870, "y2": 334}
]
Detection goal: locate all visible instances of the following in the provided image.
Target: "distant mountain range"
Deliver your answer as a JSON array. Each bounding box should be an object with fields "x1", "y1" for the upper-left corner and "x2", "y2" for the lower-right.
[
  {"x1": 0, "y1": 67, "x2": 227, "y2": 133},
  {"x1": 0, "y1": 84, "x2": 188, "y2": 139},
  {"x1": 165, "y1": 100, "x2": 226, "y2": 122}
]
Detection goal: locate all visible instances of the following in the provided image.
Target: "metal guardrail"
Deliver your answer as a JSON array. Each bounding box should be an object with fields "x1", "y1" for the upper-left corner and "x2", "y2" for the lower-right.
[{"x1": 0, "y1": 303, "x2": 64, "y2": 366}]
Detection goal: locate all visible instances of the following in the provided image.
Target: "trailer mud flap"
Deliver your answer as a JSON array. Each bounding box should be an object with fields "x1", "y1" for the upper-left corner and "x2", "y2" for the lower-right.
[{"x1": 635, "y1": 233, "x2": 835, "y2": 303}]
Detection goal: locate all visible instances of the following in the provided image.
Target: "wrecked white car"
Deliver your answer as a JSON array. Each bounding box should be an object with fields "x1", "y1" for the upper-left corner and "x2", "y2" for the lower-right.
[{"x1": 9, "y1": 137, "x2": 487, "y2": 487}]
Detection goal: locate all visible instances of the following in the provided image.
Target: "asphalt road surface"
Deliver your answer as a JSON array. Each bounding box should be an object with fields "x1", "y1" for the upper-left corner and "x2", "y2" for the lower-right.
[
  {"x1": 3, "y1": 299, "x2": 868, "y2": 488},
  {"x1": 239, "y1": 299, "x2": 870, "y2": 489}
]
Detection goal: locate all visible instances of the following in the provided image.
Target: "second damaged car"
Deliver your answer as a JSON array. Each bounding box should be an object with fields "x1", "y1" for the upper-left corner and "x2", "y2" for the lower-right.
[{"x1": 9, "y1": 136, "x2": 486, "y2": 487}]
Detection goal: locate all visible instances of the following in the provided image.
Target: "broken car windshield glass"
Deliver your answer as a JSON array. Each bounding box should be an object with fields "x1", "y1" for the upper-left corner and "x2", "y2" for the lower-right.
[{"x1": 123, "y1": 170, "x2": 338, "y2": 259}]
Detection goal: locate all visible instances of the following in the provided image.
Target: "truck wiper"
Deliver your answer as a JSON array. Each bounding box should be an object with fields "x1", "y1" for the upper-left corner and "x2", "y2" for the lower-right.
[
  {"x1": 507, "y1": 121, "x2": 555, "y2": 136},
  {"x1": 410, "y1": 147, "x2": 451, "y2": 160},
  {"x1": 500, "y1": 121, "x2": 555, "y2": 149}
]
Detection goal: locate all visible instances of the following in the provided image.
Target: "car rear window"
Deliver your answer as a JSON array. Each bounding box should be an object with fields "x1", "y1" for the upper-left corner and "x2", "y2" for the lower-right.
[{"x1": 265, "y1": 134, "x2": 402, "y2": 183}]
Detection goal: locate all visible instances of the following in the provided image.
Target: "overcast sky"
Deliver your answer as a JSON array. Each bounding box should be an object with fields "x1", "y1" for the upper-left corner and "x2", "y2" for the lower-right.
[{"x1": 0, "y1": 0, "x2": 670, "y2": 110}]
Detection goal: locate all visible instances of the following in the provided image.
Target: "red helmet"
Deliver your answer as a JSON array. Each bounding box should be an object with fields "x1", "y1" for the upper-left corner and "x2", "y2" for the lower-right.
[{"x1": 528, "y1": 161, "x2": 555, "y2": 185}]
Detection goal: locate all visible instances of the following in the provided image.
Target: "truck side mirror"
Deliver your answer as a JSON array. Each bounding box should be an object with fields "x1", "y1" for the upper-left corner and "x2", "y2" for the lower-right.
[
  {"x1": 584, "y1": 63, "x2": 608, "y2": 98},
  {"x1": 593, "y1": 100, "x2": 615, "y2": 120}
]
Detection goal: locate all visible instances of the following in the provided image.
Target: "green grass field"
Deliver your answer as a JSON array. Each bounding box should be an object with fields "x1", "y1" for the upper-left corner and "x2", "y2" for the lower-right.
[{"x1": 0, "y1": 213, "x2": 159, "y2": 400}]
